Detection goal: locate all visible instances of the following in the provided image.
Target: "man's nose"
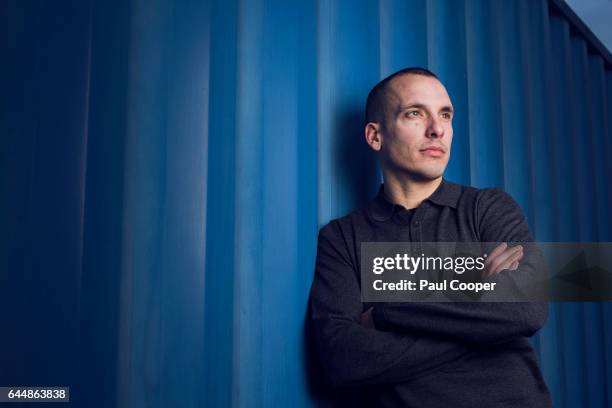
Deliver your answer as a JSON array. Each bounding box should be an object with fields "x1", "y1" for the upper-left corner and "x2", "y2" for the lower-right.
[{"x1": 426, "y1": 116, "x2": 444, "y2": 138}]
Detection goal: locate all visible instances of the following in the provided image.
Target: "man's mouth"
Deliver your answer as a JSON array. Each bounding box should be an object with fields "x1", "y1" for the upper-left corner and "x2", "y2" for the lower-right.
[{"x1": 420, "y1": 146, "x2": 445, "y2": 157}]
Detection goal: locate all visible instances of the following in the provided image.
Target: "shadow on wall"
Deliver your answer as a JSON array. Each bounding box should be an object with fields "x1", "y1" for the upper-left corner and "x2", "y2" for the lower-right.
[
  {"x1": 334, "y1": 107, "x2": 381, "y2": 210},
  {"x1": 302, "y1": 107, "x2": 379, "y2": 407}
]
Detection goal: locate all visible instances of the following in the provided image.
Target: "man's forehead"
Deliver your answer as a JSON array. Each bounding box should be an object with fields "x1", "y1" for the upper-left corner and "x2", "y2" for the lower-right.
[{"x1": 387, "y1": 74, "x2": 451, "y2": 105}]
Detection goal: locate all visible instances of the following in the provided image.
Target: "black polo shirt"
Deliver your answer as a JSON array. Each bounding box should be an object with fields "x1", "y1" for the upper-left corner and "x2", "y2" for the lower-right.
[{"x1": 309, "y1": 179, "x2": 551, "y2": 407}]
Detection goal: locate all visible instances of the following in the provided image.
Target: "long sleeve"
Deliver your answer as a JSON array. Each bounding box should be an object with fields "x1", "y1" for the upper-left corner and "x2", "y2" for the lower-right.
[
  {"x1": 372, "y1": 188, "x2": 548, "y2": 345},
  {"x1": 309, "y1": 221, "x2": 472, "y2": 387}
]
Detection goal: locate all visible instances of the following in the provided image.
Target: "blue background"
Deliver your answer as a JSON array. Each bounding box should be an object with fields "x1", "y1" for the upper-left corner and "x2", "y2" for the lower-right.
[{"x1": 1, "y1": 0, "x2": 611, "y2": 407}]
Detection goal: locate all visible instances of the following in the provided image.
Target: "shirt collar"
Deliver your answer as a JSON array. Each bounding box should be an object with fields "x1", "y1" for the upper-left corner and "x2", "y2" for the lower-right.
[{"x1": 367, "y1": 178, "x2": 461, "y2": 222}]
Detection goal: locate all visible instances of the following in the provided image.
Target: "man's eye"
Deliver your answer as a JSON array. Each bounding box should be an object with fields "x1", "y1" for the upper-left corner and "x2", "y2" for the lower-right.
[
  {"x1": 441, "y1": 112, "x2": 452, "y2": 120},
  {"x1": 406, "y1": 111, "x2": 420, "y2": 117}
]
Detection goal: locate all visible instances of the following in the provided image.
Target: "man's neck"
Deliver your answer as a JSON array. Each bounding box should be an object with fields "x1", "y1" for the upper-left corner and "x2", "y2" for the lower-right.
[{"x1": 382, "y1": 174, "x2": 443, "y2": 210}]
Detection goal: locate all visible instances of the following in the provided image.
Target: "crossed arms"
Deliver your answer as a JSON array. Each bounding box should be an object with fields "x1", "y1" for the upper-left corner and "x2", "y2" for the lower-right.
[{"x1": 309, "y1": 189, "x2": 548, "y2": 387}]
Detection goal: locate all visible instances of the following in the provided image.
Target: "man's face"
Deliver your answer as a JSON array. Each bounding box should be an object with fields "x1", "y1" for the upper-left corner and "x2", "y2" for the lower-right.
[{"x1": 378, "y1": 74, "x2": 454, "y2": 181}]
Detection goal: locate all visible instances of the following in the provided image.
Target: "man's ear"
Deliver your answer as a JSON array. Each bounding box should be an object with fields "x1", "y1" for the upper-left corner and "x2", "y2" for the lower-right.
[{"x1": 365, "y1": 122, "x2": 382, "y2": 152}]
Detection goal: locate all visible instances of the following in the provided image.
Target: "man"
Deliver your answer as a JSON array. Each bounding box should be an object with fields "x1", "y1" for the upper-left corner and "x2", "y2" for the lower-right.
[{"x1": 309, "y1": 67, "x2": 551, "y2": 407}]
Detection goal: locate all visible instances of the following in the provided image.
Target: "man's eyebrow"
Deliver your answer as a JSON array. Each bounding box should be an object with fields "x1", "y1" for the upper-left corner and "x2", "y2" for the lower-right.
[{"x1": 397, "y1": 104, "x2": 455, "y2": 113}]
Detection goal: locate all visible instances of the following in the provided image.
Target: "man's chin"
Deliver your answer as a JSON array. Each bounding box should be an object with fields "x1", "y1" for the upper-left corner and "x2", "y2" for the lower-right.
[
  {"x1": 395, "y1": 173, "x2": 443, "y2": 184},
  {"x1": 407, "y1": 167, "x2": 446, "y2": 183},
  {"x1": 386, "y1": 161, "x2": 447, "y2": 183}
]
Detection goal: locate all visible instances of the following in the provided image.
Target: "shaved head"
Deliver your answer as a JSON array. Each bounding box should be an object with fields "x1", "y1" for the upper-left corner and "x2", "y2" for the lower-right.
[{"x1": 365, "y1": 67, "x2": 439, "y2": 131}]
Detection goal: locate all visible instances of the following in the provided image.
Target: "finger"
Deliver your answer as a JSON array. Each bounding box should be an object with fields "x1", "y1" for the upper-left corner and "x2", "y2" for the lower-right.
[
  {"x1": 489, "y1": 245, "x2": 523, "y2": 275},
  {"x1": 506, "y1": 250, "x2": 524, "y2": 269},
  {"x1": 485, "y1": 243, "x2": 507, "y2": 268},
  {"x1": 484, "y1": 244, "x2": 508, "y2": 274},
  {"x1": 491, "y1": 247, "x2": 523, "y2": 275},
  {"x1": 486, "y1": 246, "x2": 519, "y2": 275},
  {"x1": 497, "y1": 252, "x2": 522, "y2": 274},
  {"x1": 495, "y1": 249, "x2": 523, "y2": 273}
]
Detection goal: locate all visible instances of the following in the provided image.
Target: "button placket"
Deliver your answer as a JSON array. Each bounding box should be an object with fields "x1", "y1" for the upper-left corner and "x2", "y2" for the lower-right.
[{"x1": 411, "y1": 205, "x2": 427, "y2": 246}]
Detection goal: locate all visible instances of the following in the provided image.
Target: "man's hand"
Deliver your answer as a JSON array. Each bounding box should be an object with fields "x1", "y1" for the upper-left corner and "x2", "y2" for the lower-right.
[
  {"x1": 361, "y1": 307, "x2": 375, "y2": 329},
  {"x1": 483, "y1": 243, "x2": 523, "y2": 276}
]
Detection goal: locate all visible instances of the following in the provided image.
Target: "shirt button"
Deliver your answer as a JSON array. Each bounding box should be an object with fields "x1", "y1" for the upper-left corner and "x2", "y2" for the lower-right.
[{"x1": 413, "y1": 220, "x2": 419, "y2": 226}]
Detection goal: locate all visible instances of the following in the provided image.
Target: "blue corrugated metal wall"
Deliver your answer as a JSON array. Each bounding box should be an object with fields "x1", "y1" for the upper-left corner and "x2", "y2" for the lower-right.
[{"x1": 1, "y1": 0, "x2": 611, "y2": 407}]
